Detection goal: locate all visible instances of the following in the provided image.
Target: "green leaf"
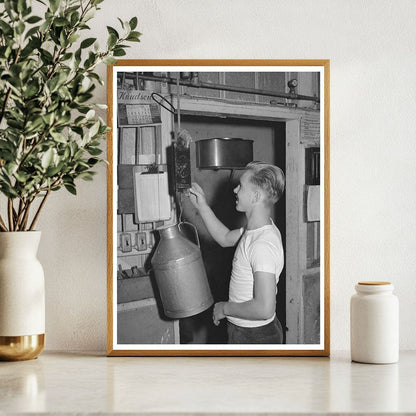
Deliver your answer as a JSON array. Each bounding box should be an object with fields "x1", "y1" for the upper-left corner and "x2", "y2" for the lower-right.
[
  {"x1": 5, "y1": 162, "x2": 18, "y2": 176},
  {"x1": 107, "y1": 33, "x2": 117, "y2": 49},
  {"x1": 116, "y1": 17, "x2": 125, "y2": 29},
  {"x1": 4, "y1": 1, "x2": 16, "y2": 19},
  {"x1": 41, "y1": 148, "x2": 54, "y2": 169},
  {"x1": 54, "y1": 17, "x2": 69, "y2": 27},
  {"x1": 126, "y1": 32, "x2": 141, "y2": 42},
  {"x1": 87, "y1": 158, "x2": 100, "y2": 166},
  {"x1": 71, "y1": 126, "x2": 84, "y2": 136},
  {"x1": 72, "y1": 148, "x2": 83, "y2": 160},
  {"x1": 24, "y1": 25, "x2": 39, "y2": 38},
  {"x1": 70, "y1": 11, "x2": 80, "y2": 26},
  {"x1": 102, "y1": 56, "x2": 117, "y2": 65},
  {"x1": 26, "y1": 15, "x2": 42, "y2": 24},
  {"x1": 0, "y1": 140, "x2": 14, "y2": 152},
  {"x1": 80, "y1": 37, "x2": 96, "y2": 49},
  {"x1": 58, "y1": 85, "x2": 72, "y2": 100},
  {"x1": 49, "y1": 0, "x2": 60, "y2": 13},
  {"x1": 14, "y1": 171, "x2": 29, "y2": 183},
  {"x1": 23, "y1": 82, "x2": 39, "y2": 98},
  {"x1": 17, "y1": 0, "x2": 26, "y2": 13},
  {"x1": 50, "y1": 131, "x2": 67, "y2": 143},
  {"x1": 85, "y1": 109, "x2": 95, "y2": 120},
  {"x1": 22, "y1": 5, "x2": 32, "y2": 17},
  {"x1": 48, "y1": 76, "x2": 60, "y2": 93},
  {"x1": 113, "y1": 47, "x2": 126, "y2": 57},
  {"x1": 75, "y1": 93, "x2": 93, "y2": 104},
  {"x1": 21, "y1": 37, "x2": 41, "y2": 56},
  {"x1": 16, "y1": 21, "x2": 25, "y2": 35},
  {"x1": 40, "y1": 49, "x2": 54, "y2": 63},
  {"x1": 68, "y1": 33, "x2": 80, "y2": 44},
  {"x1": 45, "y1": 165, "x2": 62, "y2": 177},
  {"x1": 25, "y1": 117, "x2": 44, "y2": 134},
  {"x1": 63, "y1": 146, "x2": 70, "y2": 160},
  {"x1": 0, "y1": 183, "x2": 18, "y2": 198},
  {"x1": 76, "y1": 160, "x2": 90, "y2": 169},
  {"x1": 61, "y1": 52, "x2": 73, "y2": 61},
  {"x1": 129, "y1": 16, "x2": 138, "y2": 30},
  {"x1": 64, "y1": 183, "x2": 76, "y2": 195},
  {"x1": 0, "y1": 20, "x2": 13, "y2": 35},
  {"x1": 106, "y1": 26, "x2": 119, "y2": 39},
  {"x1": 42, "y1": 112, "x2": 55, "y2": 125},
  {"x1": 77, "y1": 171, "x2": 95, "y2": 181},
  {"x1": 87, "y1": 147, "x2": 102, "y2": 156},
  {"x1": 83, "y1": 8, "x2": 95, "y2": 23},
  {"x1": 59, "y1": 29, "x2": 67, "y2": 47},
  {"x1": 7, "y1": 119, "x2": 24, "y2": 129},
  {"x1": 88, "y1": 120, "x2": 100, "y2": 138}
]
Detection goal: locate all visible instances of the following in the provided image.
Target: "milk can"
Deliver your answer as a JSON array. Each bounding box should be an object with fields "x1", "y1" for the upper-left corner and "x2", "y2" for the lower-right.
[
  {"x1": 350, "y1": 281, "x2": 399, "y2": 364},
  {"x1": 151, "y1": 222, "x2": 213, "y2": 319}
]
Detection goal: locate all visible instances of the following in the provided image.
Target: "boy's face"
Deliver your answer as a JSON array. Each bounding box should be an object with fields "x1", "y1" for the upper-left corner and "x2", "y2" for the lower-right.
[{"x1": 233, "y1": 170, "x2": 258, "y2": 212}]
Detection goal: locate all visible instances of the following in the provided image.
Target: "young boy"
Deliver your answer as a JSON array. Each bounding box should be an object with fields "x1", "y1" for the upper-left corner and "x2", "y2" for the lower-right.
[{"x1": 188, "y1": 161, "x2": 285, "y2": 344}]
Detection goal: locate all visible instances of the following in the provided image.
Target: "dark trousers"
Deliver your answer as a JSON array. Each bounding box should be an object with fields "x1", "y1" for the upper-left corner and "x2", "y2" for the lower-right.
[{"x1": 227, "y1": 316, "x2": 283, "y2": 344}]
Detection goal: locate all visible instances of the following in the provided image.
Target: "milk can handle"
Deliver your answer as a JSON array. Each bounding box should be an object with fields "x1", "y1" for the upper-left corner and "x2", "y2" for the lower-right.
[{"x1": 178, "y1": 221, "x2": 200, "y2": 248}]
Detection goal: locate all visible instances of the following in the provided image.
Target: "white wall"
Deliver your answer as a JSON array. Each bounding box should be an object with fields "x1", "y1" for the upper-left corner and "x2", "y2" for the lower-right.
[{"x1": 35, "y1": 0, "x2": 416, "y2": 351}]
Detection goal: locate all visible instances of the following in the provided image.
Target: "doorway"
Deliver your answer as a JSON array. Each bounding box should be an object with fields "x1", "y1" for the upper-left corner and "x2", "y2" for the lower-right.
[{"x1": 177, "y1": 115, "x2": 286, "y2": 343}]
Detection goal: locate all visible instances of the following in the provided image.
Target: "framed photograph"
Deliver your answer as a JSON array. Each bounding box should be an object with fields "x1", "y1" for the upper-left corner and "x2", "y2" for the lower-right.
[{"x1": 107, "y1": 60, "x2": 330, "y2": 356}]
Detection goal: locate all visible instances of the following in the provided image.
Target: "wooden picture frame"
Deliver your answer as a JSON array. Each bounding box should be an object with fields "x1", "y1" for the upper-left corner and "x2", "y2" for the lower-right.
[{"x1": 107, "y1": 60, "x2": 330, "y2": 356}]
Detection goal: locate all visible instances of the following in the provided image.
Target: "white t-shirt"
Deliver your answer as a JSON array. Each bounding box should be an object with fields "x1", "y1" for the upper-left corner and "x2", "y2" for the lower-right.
[{"x1": 228, "y1": 221, "x2": 284, "y2": 328}]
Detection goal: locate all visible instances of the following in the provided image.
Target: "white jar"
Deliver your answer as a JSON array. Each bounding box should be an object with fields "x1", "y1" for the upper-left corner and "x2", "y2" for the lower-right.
[{"x1": 350, "y1": 281, "x2": 399, "y2": 364}]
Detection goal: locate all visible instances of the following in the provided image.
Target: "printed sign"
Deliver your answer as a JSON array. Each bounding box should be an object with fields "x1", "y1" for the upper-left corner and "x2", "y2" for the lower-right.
[{"x1": 117, "y1": 90, "x2": 161, "y2": 125}]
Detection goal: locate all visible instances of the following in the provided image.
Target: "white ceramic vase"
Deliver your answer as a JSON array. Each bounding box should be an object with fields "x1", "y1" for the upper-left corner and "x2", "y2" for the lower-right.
[{"x1": 0, "y1": 231, "x2": 45, "y2": 361}]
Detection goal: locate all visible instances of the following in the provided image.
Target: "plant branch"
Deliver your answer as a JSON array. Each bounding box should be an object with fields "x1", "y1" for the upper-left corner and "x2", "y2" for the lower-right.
[
  {"x1": 0, "y1": 213, "x2": 8, "y2": 232},
  {"x1": 29, "y1": 189, "x2": 50, "y2": 231},
  {"x1": 14, "y1": 199, "x2": 24, "y2": 231},
  {"x1": 15, "y1": 198, "x2": 31, "y2": 231},
  {"x1": 20, "y1": 200, "x2": 33, "y2": 231},
  {"x1": 7, "y1": 199, "x2": 14, "y2": 231}
]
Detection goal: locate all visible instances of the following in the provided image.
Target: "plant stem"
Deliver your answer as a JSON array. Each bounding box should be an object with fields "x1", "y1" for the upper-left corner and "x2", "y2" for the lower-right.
[
  {"x1": 20, "y1": 200, "x2": 33, "y2": 231},
  {"x1": 28, "y1": 189, "x2": 50, "y2": 231},
  {"x1": 0, "y1": 214, "x2": 8, "y2": 232},
  {"x1": 14, "y1": 199, "x2": 23, "y2": 231},
  {"x1": 7, "y1": 199, "x2": 14, "y2": 231},
  {"x1": 15, "y1": 199, "x2": 28, "y2": 231}
]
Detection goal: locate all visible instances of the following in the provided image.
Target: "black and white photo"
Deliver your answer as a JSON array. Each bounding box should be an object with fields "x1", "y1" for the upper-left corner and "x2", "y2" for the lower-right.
[{"x1": 107, "y1": 61, "x2": 330, "y2": 356}]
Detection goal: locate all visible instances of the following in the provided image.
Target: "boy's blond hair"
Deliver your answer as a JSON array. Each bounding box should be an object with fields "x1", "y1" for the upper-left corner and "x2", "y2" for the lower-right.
[{"x1": 246, "y1": 161, "x2": 285, "y2": 204}]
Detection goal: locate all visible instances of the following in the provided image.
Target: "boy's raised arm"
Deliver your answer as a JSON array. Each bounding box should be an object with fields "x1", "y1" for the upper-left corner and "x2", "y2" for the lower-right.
[{"x1": 188, "y1": 183, "x2": 241, "y2": 248}]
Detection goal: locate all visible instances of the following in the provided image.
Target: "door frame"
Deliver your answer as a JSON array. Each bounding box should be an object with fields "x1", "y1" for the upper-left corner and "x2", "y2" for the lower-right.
[{"x1": 171, "y1": 96, "x2": 311, "y2": 344}]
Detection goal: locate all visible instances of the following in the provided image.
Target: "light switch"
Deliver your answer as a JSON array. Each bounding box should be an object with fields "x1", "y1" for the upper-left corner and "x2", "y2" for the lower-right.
[
  {"x1": 136, "y1": 232, "x2": 147, "y2": 251},
  {"x1": 120, "y1": 233, "x2": 132, "y2": 253}
]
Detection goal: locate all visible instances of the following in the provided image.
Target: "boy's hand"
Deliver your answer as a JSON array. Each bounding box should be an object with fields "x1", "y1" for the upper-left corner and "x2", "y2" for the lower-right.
[
  {"x1": 213, "y1": 302, "x2": 227, "y2": 326},
  {"x1": 188, "y1": 182, "x2": 208, "y2": 211}
]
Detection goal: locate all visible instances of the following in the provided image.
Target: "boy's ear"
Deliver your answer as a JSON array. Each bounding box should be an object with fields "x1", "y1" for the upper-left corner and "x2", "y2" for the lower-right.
[{"x1": 252, "y1": 189, "x2": 261, "y2": 204}]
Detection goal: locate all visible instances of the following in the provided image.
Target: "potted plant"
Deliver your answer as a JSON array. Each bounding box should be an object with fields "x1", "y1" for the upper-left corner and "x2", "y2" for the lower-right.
[{"x1": 0, "y1": 0, "x2": 140, "y2": 360}]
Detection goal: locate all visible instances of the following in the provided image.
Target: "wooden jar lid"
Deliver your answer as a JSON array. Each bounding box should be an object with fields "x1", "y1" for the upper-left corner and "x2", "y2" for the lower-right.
[{"x1": 358, "y1": 281, "x2": 391, "y2": 285}]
